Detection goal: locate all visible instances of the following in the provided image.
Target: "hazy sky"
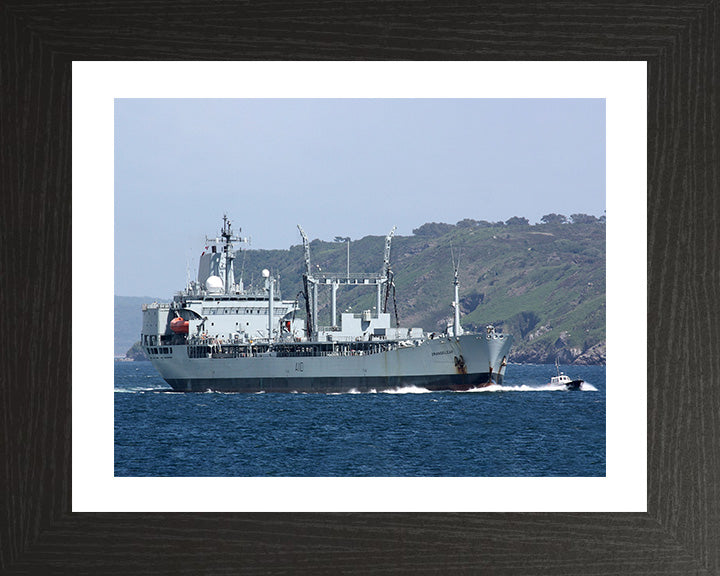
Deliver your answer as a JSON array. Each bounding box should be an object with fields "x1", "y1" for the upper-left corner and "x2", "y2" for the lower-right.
[{"x1": 115, "y1": 98, "x2": 605, "y2": 297}]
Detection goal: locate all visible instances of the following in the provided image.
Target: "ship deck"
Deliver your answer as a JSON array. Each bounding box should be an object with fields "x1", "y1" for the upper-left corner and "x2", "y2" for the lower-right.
[{"x1": 182, "y1": 339, "x2": 419, "y2": 359}]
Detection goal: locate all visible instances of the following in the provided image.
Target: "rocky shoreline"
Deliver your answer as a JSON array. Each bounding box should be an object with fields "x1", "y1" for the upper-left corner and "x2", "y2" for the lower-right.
[{"x1": 509, "y1": 341, "x2": 606, "y2": 365}]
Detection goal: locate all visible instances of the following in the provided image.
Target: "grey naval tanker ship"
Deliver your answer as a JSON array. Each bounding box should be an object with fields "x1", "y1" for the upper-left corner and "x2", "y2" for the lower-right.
[{"x1": 141, "y1": 216, "x2": 513, "y2": 393}]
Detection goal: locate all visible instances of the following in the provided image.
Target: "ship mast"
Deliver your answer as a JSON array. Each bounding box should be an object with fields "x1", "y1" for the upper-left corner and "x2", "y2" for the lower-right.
[
  {"x1": 451, "y1": 245, "x2": 463, "y2": 337},
  {"x1": 208, "y1": 214, "x2": 247, "y2": 295}
]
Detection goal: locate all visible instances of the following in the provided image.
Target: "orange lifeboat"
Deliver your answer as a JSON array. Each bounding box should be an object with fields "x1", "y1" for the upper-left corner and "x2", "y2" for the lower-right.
[{"x1": 170, "y1": 317, "x2": 189, "y2": 334}]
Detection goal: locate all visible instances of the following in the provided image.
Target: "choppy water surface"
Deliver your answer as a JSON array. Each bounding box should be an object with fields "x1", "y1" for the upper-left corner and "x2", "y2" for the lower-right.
[{"x1": 115, "y1": 362, "x2": 605, "y2": 477}]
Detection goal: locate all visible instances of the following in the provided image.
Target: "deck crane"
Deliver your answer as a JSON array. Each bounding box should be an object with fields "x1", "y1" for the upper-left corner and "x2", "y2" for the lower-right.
[
  {"x1": 297, "y1": 225, "x2": 315, "y2": 337},
  {"x1": 382, "y1": 226, "x2": 399, "y2": 326}
]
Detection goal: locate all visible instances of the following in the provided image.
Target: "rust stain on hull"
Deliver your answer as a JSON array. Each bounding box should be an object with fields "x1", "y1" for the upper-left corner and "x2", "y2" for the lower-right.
[{"x1": 454, "y1": 355, "x2": 467, "y2": 375}]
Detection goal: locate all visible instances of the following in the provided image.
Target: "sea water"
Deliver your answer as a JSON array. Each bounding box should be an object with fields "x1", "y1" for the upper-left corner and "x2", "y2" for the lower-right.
[{"x1": 114, "y1": 362, "x2": 605, "y2": 477}]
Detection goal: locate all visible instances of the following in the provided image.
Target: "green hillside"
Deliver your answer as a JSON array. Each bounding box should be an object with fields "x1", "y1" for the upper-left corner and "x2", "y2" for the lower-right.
[
  {"x1": 116, "y1": 216, "x2": 605, "y2": 364},
  {"x1": 239, "y1": 218, "x2": 605, "y2": 364}
]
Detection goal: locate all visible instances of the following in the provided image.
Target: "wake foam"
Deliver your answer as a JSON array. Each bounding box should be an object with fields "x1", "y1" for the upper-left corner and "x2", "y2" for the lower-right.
[
  {"x1": 458, "y1": 384, "x2": 539, "y2": 393},
  {"x1": 459, "y1": 382, "x2": 598, "y2": 393},
  {"x1": 114, "y1": 387, "x2": 171, "y2": 393},
  {"x1": 331, "y1": 386, "x2": 430, "y2": 395},
  {"x1": 381, "y1": 386, "x2": 432, "y2": 394}
]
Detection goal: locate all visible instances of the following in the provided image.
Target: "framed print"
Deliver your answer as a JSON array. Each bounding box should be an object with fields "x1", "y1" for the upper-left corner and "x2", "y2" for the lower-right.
[
  {"x1": 2, "y1": 1, "x2": 718, "y2": 574},
  {"x1": 76, "y1": 62, "x2": 639, "y2": 513}
]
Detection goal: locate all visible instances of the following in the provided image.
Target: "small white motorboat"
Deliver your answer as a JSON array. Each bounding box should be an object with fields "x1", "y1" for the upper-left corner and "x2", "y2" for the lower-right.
[{"x1": 548, "y1": 359, "x2": 583, "y2": 390}]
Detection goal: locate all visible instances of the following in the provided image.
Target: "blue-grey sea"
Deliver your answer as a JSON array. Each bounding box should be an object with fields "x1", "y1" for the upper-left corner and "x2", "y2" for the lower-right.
[{"x1": 115, "y1": 362, "x2": 605, "y2": 477}]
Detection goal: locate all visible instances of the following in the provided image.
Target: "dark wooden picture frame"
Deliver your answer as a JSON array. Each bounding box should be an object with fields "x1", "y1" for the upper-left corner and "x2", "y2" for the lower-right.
[{"x1": 2, "y1": 2, "x2": 718, "y2": 574}]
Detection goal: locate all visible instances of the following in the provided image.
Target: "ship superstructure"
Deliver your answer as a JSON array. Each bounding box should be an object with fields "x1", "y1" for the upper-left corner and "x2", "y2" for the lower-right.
[{"x1": 141, "y1": 216, "x2": 513, "y2": 392}]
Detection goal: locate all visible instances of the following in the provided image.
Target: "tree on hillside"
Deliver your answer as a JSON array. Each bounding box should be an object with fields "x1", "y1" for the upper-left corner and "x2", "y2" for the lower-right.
[
  {"x1": 540, "y1": 213, "x2": 567, "y2": 225},
  {"x1": 569, "y1": 213, "x2": 598, "y2": 224},
  {"x1": 505, "y1": 216, "x2": 529, "y2": 226},
  {"x1": 456, "y1": 218, "x2": 479, "y2": 228},
  {"x1": 412, "y1": 222, "x2": 455, "y2": 236}
]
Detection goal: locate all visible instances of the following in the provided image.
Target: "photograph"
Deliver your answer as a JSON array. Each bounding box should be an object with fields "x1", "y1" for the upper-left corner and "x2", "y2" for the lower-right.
[
  {"x1": 4, "y1": 3, "x2": 714, "y2": 570},
  {"x1": 114, "y1": 98, "x2": 606, "y2": 477}
]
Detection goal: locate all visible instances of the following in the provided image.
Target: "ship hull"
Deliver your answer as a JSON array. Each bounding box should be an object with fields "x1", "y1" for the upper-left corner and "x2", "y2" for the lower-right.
[
  {"x1": 164, "y1": 372, "x2": 504, "y2": 393},
  {"x1": 149, "y1": 334, "x2": 513, "y2": 393}
]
